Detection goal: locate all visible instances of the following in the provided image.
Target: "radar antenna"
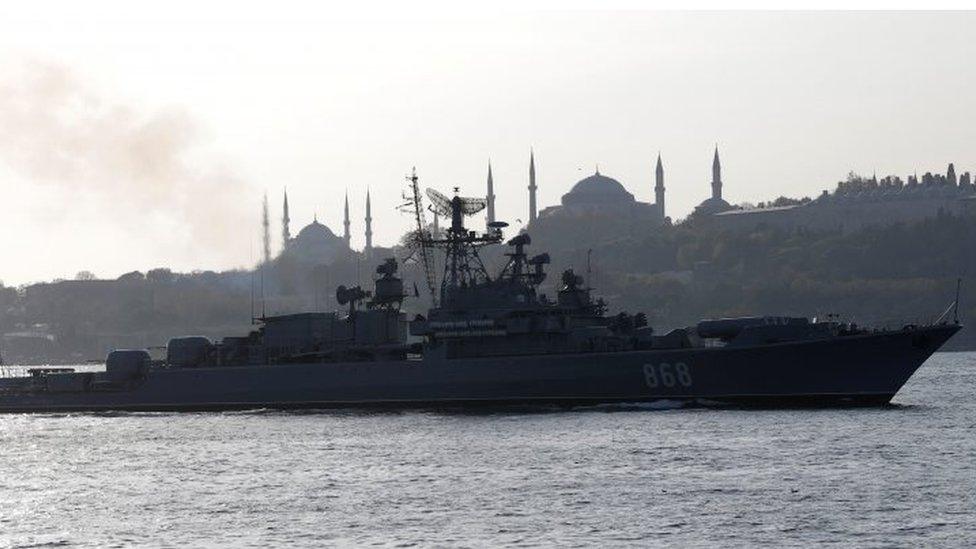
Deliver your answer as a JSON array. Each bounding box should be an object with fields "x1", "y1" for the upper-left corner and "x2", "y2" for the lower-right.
[
  {"x1": 425, "y1": 188, "x2": 453, "y2": 217},
  {"x1": 426, "y1": 187, "x2": 488, "y2": 234},
  {"x1": 424, "y1": 186, "x2": 502, "y2": 304},
  {"x1": 336, "y1": 284, "x2": 369, "y2": 316}
]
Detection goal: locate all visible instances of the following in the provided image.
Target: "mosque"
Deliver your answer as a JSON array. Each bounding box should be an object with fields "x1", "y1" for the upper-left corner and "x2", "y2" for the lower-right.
[
  {"x1": 535, "y1": 160, "x2": 667, "y2": 224},
  {"x1": 272, "y1": 189, "x2": 374, "y2": 266},
  {"x1": 487, "y1": 147, "x2": 731, "y2": 227},
  {"x1": 484, "y1": 150, "x2": 674, "y2": 228},
  {"x1": 691, "y1": 147, "x2": 735, "y2": 216}
]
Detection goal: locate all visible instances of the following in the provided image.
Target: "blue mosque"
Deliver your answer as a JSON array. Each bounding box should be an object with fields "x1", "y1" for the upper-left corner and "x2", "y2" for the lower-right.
[{"x1": 272, "y1": 189, "x2": 374, "y2": 266}]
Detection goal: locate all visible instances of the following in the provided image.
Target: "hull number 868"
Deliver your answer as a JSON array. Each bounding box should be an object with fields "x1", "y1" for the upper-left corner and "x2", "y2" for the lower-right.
[{"x1": 643, "y1": 362, "x2": 693, "y2": 388}]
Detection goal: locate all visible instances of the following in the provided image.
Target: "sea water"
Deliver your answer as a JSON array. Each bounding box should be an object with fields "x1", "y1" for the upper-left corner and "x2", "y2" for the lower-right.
[{"x1": 1, "y1": 353, "x2": 974, "y2": 548}]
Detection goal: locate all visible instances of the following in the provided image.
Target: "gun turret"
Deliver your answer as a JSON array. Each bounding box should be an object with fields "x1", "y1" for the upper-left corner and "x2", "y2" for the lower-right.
[
  {"x1": 501, "y1": 233, "x2": 536, "y2": 284},
  {"x1": 558, "y1": 268, "x2": 601, "y2": 313},
  {"x1": 507, "y1": 233, "x2": 531, "y2": 248},
  {"x1": 561, "y1": 269, "x2": 584, "y2": 290},
  {"x1": 336, "y1": 285, "x2": 370, "y2": 315},
  {"x1": 528, "y1": 253, "x2": 550, "y2": 285},
  {"x1": 369, "y1": 258, "x2": 406, "y2": 311}
]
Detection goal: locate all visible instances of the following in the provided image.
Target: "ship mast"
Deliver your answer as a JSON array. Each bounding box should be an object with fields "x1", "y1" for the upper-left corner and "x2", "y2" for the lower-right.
[
  {"x1": 403, "y1": 168, "x2": 439, "y2": 306},
  {"x1": 425, "y1": 187, "x2": 501, "y2": 304}
]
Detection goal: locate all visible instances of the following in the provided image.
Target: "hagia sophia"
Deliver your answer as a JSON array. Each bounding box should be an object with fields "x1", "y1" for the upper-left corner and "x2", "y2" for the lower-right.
[
  {"x1": 534, "y1": 152, "x2": 669, "y2": 225},
  {"x1": 266, "y1": 148, "x2": 976, "y2": 265}
]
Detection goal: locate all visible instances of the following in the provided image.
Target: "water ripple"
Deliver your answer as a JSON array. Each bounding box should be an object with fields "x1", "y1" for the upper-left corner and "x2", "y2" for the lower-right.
[{"x1": 0, "y1": 353, "x2": 974, "y2": 547}]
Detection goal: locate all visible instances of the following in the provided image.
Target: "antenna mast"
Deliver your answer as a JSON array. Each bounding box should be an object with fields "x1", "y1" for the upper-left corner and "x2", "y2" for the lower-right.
[
  {"x1": 406, "y1": 168, "x2": 438, "y2": 306},
  {"x1": 954, "y1": 277, "x2": 962, "y2": 324},
  {"x1": 260, "y1": 260, "x2": 266, "y2": 319},
  {"x1": 424, "y1": 187, "x2": 499, "y2": 303},
  {"x1": 586, "y1": 248, "x2": 593, "y2": 289},
  {"x1": 250, "y1": 239, "x2": 256, "y2": 324}
]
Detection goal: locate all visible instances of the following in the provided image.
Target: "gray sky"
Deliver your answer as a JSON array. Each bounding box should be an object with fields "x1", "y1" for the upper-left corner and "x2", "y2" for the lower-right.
[{"x1": 1, "y1": 6, "x2": 974, "y2": 284}]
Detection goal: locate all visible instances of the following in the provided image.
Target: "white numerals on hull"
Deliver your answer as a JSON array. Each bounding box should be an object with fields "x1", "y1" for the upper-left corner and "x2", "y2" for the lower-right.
[{"x1": 643, "y1": 362, "x2": 692, "y2": 389}]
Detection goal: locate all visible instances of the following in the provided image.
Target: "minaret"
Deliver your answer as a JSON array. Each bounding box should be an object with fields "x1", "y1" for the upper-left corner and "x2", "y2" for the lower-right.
[
  {"x1": 364, "y1": 189, "x2": 373, "y2": 254},
  {"x1": 261, "y1": 192, "x2": 271, "y2": 264},
  {"x1": 655, "y1": 153, "x2": 666, "y2": 220},
  {"x1": 281, "y1": 188, "x2": 291, "y2": 250},
  {"x1": 486, "y1": 160, "x2": 496, "y2": 228},
  {"x1": 432, "y1": 210, "x2": 440, "y2": 235},
  {"x1": 948, "y1": 163, "x2": 957, "y2": 186},
  {"x1": 711, "y1": 146, "x2": 722, "y2": 200},
  {"x1": 528, "y1": 149, "x2": 538, "y2": 224},
  {"x1": 343, "y1": 192, "x2": 351, "y2": 247}
]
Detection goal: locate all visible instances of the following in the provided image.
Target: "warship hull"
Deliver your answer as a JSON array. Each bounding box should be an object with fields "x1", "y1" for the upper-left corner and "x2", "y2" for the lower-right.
[{"x1": 0, "y1": 325, "x2": 959, "y2": 413}]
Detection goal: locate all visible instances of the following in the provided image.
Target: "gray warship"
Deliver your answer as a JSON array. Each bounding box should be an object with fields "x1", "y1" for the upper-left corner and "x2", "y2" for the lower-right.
[{"x1": 0, "y1": 174, "x2": 962, "y2": 412}]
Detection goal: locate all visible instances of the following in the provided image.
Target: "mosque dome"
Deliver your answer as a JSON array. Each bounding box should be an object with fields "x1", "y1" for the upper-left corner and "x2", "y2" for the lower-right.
[
  {"x1": 695, "y1": 196, "x2": 735, "y2": 215},
  {"x1": 562, "y1": 171, "x2": 635, "y2": 207},
  {"x1": 295, "y1": 219, "x2": 337, "y2": 242},
  {"x1": 284, "y1": 218, "x2": 347, "y2": 264}
]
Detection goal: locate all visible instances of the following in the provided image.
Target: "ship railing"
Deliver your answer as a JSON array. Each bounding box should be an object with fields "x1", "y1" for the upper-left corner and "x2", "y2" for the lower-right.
[
  {"x1": 844, "y1": 283, "x2": 962, "y2": 331},
  {"x1": 813, "y1": 307, "x2": 957, "y2": 332},
  {"x1": 859, "y1": 314, "x2": 954, "y2": 333}
]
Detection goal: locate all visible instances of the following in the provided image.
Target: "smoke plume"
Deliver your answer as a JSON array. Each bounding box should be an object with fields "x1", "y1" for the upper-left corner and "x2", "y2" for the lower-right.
[{"x1": 0, "y1": 59, "x2": 256, "y2": 273}]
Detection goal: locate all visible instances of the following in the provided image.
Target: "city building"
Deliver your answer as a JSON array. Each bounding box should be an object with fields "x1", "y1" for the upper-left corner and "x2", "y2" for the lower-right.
[{"x1": 710, "y1": 165, "x2": 976, "y2": 233}]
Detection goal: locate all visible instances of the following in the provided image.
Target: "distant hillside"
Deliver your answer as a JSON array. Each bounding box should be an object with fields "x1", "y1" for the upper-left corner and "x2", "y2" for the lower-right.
[{"x1": 2, "y1": 212, "x2": 973, "y2": 363}]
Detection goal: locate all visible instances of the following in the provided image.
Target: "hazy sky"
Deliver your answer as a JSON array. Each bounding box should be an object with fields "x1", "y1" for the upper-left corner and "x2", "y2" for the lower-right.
[{"x1": 1, "y1": 5, "x2": 974, "y2": 284}]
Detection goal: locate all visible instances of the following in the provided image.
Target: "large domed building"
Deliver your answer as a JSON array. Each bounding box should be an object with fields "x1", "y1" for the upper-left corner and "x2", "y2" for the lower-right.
[
  {"x1": 274, "y1": 191, "x2": 363, "y2": 266},
  {"x1": 561, "y1": 172, "x2": 636, "y2": 207},
  {"x1": 499, "y1": 148, "x2": 736, "y2": 227},
  {"x1": 285, "y1": 217, "x2": 348, "y2": 264},
  {"x1": 535, "y1": 159, "x2": 668, "y2": 225}
]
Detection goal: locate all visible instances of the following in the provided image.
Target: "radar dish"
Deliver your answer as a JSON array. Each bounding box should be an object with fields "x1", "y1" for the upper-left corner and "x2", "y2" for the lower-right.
[
  {"x1": 426, "y1": 188, "x2": 454, "y2": 217},
  {"x1": 425, "y1": 188, "x2": 488, "y2": 217},
  {"x1": 459, "y1": 197, "x2": 487, "y2": 215}
]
